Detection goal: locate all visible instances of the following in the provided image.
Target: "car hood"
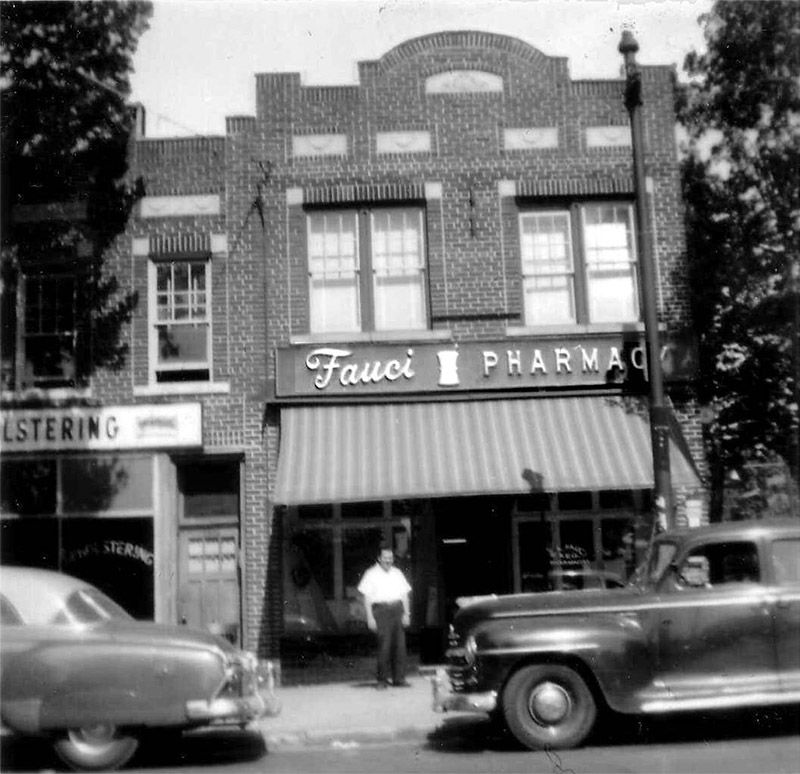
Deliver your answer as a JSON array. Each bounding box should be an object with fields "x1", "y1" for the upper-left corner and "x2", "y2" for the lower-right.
[
  {"x1": 101, "y1": 620, "x2": 238, "y2": 654},
  {"x1": 453, "y1": 586, "x2": 643, "y2": 631}
]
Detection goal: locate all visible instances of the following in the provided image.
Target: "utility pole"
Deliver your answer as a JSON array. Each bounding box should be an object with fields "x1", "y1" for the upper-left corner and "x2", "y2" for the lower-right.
[{"x1": 619, "y1": 30, "x2": 674, "y2": 530}]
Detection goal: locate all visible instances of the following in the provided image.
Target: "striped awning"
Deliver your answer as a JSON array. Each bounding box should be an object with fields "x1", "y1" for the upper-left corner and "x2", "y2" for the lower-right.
[{"x1": 273, "y1": 397, "x2": 701, "y2": 505}]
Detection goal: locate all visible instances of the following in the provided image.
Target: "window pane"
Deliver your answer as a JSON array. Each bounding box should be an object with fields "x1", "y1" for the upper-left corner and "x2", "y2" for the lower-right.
[
  {"x1": 372, "y1": 209, "x2": 427, "y2": 331},
  {"x1": 62, "y1": 456, "x2": 153, "y2": 513},
  {"x1": 583, "y1": 205, "x2": 638, "y2": 322},
  {"x1": 157, "y1": 323, "x2": 209, "y2": 364},
  {"x1": 520, "y1": 212, "x2": 575, "y2": 325},
  {"x1": 0, "y1": 460, "x2": 57, "y2": 515},
  {"x1": 771, "y1": 539, "x2": 800, "y2": 585},
  {"x1": 557, "y1": 519, "x2": 596, "y2": 566},
  {"x1": 179, "y1": 462, "x2": 238, "y2": 518},
  {"x1": 290, "y1": 530, "x2": 334, "y2": 599},
  {"x1": 343, "y1": 527, "x2": 385, "y2": 595},
  {"x1": 308, "y1": 213, "x2": 360, "y2": 332}
]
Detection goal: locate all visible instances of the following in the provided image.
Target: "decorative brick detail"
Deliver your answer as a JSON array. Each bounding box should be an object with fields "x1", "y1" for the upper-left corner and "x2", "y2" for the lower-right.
[
  {"x1": 503, "y1": 127, "x2": 559, "y2": 150},
  {"x1": 149, "y1": 232, "x2": 211, "y2": 255},
  {"x1": 376, "y1": 130, "x2": 431, "y2": 154},
  {"x1": 291, "y1": 133, "x2": 348, "y2": 158},
  {"x1": 302, "y1": 182, "x2": 426, "y2": 205},
  {"x1": 516, "y1": 176, "x2": 634, "y2": 197},
  {"x1": 425, "y1": 70, "x2": 503, "y2": 94},
  {"x1": 139, "y1": 195, "x2": 221, "y2": 218},
  {"x1": 585, "y1": 125, "x2": 632, "y2": 148}
]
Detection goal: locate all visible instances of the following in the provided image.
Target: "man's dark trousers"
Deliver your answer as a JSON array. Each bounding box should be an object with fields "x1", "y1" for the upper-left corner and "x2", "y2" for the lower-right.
[{"x1": 372, "y1": 601, "x2": 406, "y2": 684}]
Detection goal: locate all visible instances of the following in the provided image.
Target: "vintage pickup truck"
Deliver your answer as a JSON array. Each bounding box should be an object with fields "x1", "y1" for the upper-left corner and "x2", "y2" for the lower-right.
[{"x1": 433, "y1": 519, "x2": 800, "y2": 750}]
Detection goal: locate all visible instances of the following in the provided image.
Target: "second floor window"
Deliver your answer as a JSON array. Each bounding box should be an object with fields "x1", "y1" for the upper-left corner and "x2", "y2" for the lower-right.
[
  {"x1": 150, "y1": 258, "x2": 210, "y2": 382},
  {"x1": 21, "y1": 272, "x2": 79, "y2": 388},
  {"x1": 307, "y1": 207, "x2": 428, "y2": 334},
  {"x1": 520, "y1": 203, "x2": 639, "y2": 326}
]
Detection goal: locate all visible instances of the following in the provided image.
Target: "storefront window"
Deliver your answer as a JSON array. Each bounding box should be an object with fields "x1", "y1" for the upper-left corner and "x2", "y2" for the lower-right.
[
  {"x1": 601, "y1": 518, "x2": 635, "y2": 578},
  {"x1": 599, "y1": 490, "x2": 634, "y2": 509},
  {"x1": 62, "y1": 456, "x2": 153, "y2": 513},
  {"x1": 558, "y1": 491, "x2": 593, "y2": 511},
  {"x1": 291, "y1": 529, "x2": 334, "y2": 599},
  {"x1": 518, "y1": 520, "x2": 553, "y2": 592},
  {"x1": 556, "y1": 520, "x2": 595, "y2": 567},
  {"x1": 1, "y1": 459, "x2": 57, "y2": 515},
  {"x1": 343, "y1": 527, "x2": 384, "y2": 596},
  {"x1": 341, "y1": 501, "x2": 383, "y2": 520},
  {"x1": 297, "y1": 504, "x2": 333, "y2": 521}
]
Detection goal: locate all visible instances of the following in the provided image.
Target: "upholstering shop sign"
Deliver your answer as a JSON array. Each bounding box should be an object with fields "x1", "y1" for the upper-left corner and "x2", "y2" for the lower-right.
[
  {"x1": 0, "y1": 403, "x2": 202, "y2": 452},
  {"x1": 275, "y1": 333, "x2": 697, "y2": 398}
]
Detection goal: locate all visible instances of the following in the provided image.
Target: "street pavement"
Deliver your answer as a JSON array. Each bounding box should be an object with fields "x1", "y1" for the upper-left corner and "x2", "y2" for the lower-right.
[{"x1": 258, "y1": 668, "x2": 477, "y2": 750}]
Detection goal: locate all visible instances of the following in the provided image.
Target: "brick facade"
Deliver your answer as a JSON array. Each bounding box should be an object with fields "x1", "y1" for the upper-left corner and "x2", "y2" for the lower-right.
[{"x1": 1, "y1": 32, "x2": 707, "y2": 667}]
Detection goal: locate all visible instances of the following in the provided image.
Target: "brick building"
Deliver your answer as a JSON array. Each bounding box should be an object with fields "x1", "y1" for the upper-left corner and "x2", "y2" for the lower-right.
[{"x1": 1, "y1": 32, "x2": 707, "y2": 670}]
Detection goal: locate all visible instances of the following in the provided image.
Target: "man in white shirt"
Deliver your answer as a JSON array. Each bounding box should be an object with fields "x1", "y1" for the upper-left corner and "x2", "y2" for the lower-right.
[{"x1": 357, "y1": 545, "x2": 412, "y2": 689}]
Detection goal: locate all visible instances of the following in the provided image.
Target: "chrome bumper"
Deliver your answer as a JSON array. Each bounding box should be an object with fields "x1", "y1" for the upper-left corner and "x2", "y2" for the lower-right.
[
  {"x1": 430, "y1": 668, "x2": 497, "y2": 714},
  {"x1": 186, "y1": 659, "x2": 281, "y2": 723}
]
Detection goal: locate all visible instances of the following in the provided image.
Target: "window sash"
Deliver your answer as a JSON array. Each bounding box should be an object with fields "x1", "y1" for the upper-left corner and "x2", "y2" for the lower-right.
[
  {"x1": 307, "y1": 207, "x2": 428, "y2": 333},
  {"x1": 520, "y1": 203, "x2": 640, "y2": 326},
  {"x1": 21, "y1": 273, "x2": 78, "y2": 386},
  {"x1": 149, "y1": 258, "x2": 211, "y2": 379},
  {"x1": 520, "y1": 211, "x2": 576, "y2": 325},
  {"x1": 371, "y1": 209, "x2": 426, "y2": 331}
]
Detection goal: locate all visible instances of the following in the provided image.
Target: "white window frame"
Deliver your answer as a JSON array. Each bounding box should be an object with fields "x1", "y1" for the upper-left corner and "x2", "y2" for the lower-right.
[
  {"x1": 307, "y1": 206, "x2": 428, "y2": 334},
  {"x1": 147, "y1": 257, "x2": 212, "y2": 384},
  {"x1": 519, "y1": 201, "x2": 640, "y2": 327},
  {"x1": 17, "y1": 270, "x2": 79, "y2": 389}
]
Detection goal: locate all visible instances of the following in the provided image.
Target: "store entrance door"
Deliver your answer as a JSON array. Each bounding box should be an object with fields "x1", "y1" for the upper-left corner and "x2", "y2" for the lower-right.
[{"x1": 178, "y1": 527, "x2": 240, "y2": 645}]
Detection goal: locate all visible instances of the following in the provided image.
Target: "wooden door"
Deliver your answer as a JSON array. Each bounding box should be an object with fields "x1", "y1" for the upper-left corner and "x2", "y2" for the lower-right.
[{"x1": 178, "y1": 527, "x2": 240, "y2": 645}]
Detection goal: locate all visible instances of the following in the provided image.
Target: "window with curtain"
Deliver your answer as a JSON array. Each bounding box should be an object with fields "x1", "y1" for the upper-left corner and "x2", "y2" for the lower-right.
[
  {"x1": 520, "y1": 202, "x2": 639, "y2": 326},
  {"x1": 307, "y1": 207, "x2": 427, "y2": 333}
]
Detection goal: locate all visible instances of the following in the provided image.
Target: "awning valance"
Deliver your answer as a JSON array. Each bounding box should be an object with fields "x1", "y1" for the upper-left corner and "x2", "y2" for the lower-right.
[{"x1": 273, "y1": 396, "x2": 701, "y2": 505}]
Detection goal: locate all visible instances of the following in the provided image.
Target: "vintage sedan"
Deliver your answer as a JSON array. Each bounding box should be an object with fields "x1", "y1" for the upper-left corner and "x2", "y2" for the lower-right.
[
  {"x1": 0, "y1": 567, "x2": 279, "y2": 771},
  {"x1": 433, "y1": 519, "x2": 800, "y2": 751}
]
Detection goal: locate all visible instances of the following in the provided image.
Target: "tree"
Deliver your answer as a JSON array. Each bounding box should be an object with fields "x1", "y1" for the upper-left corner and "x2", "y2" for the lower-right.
[
  {"x1": 679, "y1": 0, "x2": 800, "y2": 519},
  {"x1": 0, "y1": 1, "x2": 152, "y2": 387}
]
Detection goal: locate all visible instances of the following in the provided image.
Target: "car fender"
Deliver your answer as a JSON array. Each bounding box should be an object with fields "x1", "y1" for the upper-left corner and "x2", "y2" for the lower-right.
[{"x1": 471, "y1": 610, "x2": 654, "y2": 713}]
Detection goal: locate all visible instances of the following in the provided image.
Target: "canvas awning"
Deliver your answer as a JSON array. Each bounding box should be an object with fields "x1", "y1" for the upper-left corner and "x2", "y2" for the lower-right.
[{"x1": 273, "y1": 396, "x2": 700, "y2": 505}]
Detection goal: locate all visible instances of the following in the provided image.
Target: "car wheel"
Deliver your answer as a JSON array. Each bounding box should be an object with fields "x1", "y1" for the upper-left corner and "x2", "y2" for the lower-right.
[
  {"x1": 53, "y1": 723, "x2": 139, "y2": 772},
  {"x1": 502, "y1": 663, "x2": 596, "y2": 750}
]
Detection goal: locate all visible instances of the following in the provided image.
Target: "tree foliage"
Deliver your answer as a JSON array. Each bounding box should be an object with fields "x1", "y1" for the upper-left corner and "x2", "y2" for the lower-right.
[
  {"x1": 0, "y1": 1, "x2": 152, "y2": 381},
  {"x1": 679, "y1": 0, "x2": 800, "y2": 514}
]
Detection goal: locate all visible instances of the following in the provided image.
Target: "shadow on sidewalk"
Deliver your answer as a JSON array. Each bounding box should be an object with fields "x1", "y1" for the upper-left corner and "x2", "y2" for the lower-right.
[{"x1": 425, "y1": 706, "x2": 800, "y2": 754}]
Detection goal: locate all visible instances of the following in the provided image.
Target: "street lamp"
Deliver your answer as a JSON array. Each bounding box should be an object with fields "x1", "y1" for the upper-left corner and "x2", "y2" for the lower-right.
[{"x1": 619, "y1": 30, "x2": 674, "y2": 530}]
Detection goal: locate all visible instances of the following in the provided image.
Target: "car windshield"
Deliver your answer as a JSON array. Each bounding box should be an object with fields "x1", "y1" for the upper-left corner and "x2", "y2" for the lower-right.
[{"x1": 52, "y1": 588, "x2": 133, "y2": 625}]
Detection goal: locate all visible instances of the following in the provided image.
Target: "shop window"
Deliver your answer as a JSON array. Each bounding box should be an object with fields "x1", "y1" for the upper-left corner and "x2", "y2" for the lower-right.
[
  {"x1": 341, "y1": 501, "x2": 383, "y2": 520},
  {"x1": 518, "y1": 520, "x2": 553, "y2": 592},
  {"x1": 601, "y1": 518, "x2": 635, "y2": 577},
  {"x1": 307, "y1": 207, "x2": 428, "y2": 333},
  {"x1": 557, "y1": 491, "x2": 593, "y2": 511},
  {"x1": 19, "y1": 271, "x2": 81, "y2": 389},
  {"x1": 516, "y1": 493, "x2": 551, "y2": 513},
  {"x1": 297, "y1": 503, "x2": 333, "y2": 521},
  {"x1": 599, "y1": 490, "x2": 635, "y2": 509},
  {"x1": 149, "y1": 258, "x2": 211, "y2": 383},
  {"x1": 0, "y1": 459, "x2": 57, "y2": 515},
  {"x1": 178, "y1": 461, "x2": 238, "y2": 519},
  {"x1": 291, "y1": 530, "x2": 335, "y2": 599},
  {"x1": 557, "y1": 520, "x2": 596, "y2": 566},
  {"x1": 342, "y1": 527, "x2": 385, "y2": 596},
  {"x1": 62, "y1": 456, "x2": 153, "y2": 513},
  {"x1": 519, "y1": 202, "x2": 639, "y2": 326},
  {"x1": 1, "y1": 517, "x2": 59, "y2": 568}
]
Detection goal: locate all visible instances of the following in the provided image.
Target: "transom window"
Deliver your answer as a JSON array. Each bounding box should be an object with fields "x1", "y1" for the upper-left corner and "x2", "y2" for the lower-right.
[
  {"x1": 149, "y1": 258, "x2": 210, "y2": 382},
  {"x1": 520, "y1": 202, "x2": 639, "y2": 326},
  {"x1": 307, "y1": 207, "x2": 428, "y2": 333}
]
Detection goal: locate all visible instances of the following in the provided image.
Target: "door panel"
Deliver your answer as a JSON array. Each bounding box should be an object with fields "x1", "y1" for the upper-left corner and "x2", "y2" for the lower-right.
[
  {"x1": 771, "y1": 537, "x2": 800, "y2": 691},
  {"x1": 657, "y1": 540, "x2": 778, "y2": 700},
  {"x1": 178, "y1": 528, "x2": 240, "y2": 645}
]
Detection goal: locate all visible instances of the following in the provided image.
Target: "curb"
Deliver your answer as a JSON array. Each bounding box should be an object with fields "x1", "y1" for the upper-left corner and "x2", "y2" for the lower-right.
[{"x1": 262, "y1": 723, "x2": 436, "y2": 750}]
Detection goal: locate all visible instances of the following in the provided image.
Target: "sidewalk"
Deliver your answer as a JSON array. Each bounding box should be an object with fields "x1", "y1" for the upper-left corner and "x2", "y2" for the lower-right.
[{"x1": 257, "y1": 669, "x2": 481, "y2": 749}]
